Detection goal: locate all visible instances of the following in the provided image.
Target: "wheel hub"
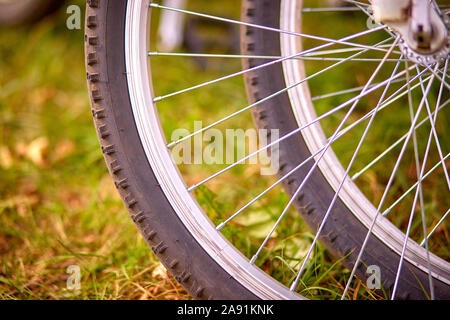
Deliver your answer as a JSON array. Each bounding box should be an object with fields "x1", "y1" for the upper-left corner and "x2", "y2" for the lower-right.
[{"x1": 371, "y1": 0, "x2": 449, "y2": 65}]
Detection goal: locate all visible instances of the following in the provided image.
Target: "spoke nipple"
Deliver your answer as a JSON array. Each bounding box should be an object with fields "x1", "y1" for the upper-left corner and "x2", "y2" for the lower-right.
[
  {"x1": 187, "y1": 185, "x2": 196, "y2": 192},
  {"x1": 148, "y1": 51, "x2": 158, "y2": 56},
  {"x1": 153, "y1": 96, "x2": 163, "y2": 102},
  {"x1": 250, "y1": 255, "x2": 257, "y2": 265},
  {"x1": 166, "y1": 141, "x2": 175, "y2": 148},
  {"x1": 216, "y1": 222, "x2": 225, "y2": 231}
]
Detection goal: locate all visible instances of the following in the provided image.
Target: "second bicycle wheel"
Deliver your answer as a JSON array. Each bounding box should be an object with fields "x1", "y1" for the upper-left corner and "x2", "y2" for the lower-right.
[{"x1": 85, "y1": 0, "x2": 450, "y2": 299}]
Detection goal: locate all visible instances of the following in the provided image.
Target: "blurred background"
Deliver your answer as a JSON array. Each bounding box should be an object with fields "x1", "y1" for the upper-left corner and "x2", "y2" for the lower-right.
[{"x1": 0, "y1": 0, "x2": 193, "y2": 299}]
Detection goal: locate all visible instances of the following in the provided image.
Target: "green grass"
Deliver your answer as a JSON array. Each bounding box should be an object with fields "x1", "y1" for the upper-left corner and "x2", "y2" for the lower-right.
[
  {"x1": 0, "y1": 0, "x2": 447, "y2": 300},
  {"x1": 0, "y1": 1, "x2": 189, "y2": 300}
]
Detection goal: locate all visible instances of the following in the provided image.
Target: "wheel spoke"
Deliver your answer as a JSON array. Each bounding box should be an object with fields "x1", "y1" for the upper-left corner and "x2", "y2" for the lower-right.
[
  {"x1": 407, "y1": 59, "x2": 450, "y2": 300},
  {"x1": 249, "y1": 39, "x2": 399, "y2": 267},
  {"x1": 219, "y1": 88, "x2": 447, "y2": 232},
  {"x1": 420, "y1": 208, "x2": 450, "y2": 247},
  {"x1": 314, "y1": 66, "x2": 433, "y2": 107},
  {"x1": 290, "y1": 49, "x2": 403, "y2": 291},
  {"x1": 405, "y1": 62, "x2": 434, "y2": 300},
  {"x1": 168, "y1": 37, "x2": 394, "y2": 148},
  {"x1": 149, "y1": 51, "x2": 406, "y2": 62},
  {"x1": 353, "y1": 97, "x2": 449, "y2": 181},
  {"x1": 349, "y1": 63, "x2": 441, "y2": 180},
  {"x1": 151, "y1": 25, "x2": 388, "y2": 102},
  {"x1": 188, "y1": 61, "x2": 415, "y2": 191},
  {"x1": 341, "y1": 65, "x2": 439, "y2": 300},
  {"x1": 416, "y1": 64, "x2": 450, "y2": 190},
  {"x1": 303, "y1": 44, "x2": 397, "y2": 56},
  {"x1": 423, "y1": 64, "x2": 450, "y2": 91},
  {"x1": 391, "y1": 99, "x2": 441, "y2": 300},
  {"x1": 302, "y1": 7, "x2": 363, "y2": 12},
  {"x1": 342, "y1": 0, "x2": 370, "y2": 7},
  {"x1": 149, "y1": 2, "x2": 392, "y2": 54},
  {"x1": 383, "y1": 153, "x2": 450, "y2": 217},
  {"x1": 312, "y1": 76, "x2": 410, "y2": 101}
]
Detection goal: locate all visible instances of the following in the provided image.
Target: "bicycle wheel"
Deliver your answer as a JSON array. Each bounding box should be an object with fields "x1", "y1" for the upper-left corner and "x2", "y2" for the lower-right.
[{"x1": 85, "y1": 0, "x2": 450, "y2": 299}]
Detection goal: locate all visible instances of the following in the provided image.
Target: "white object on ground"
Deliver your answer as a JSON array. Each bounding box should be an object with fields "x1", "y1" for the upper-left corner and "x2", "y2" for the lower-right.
[{"x1": 157, "y1": 0, "x2": 187, "y2": 52}]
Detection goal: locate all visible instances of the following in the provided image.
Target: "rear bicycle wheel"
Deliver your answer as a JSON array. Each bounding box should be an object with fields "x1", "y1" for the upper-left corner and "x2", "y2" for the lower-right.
[
  {"x1": 85, "y1": 0, "x2": 450, "y2": 299},
  {"x1": 241, "y1": 0, "x2": 450, "y2": 299}
]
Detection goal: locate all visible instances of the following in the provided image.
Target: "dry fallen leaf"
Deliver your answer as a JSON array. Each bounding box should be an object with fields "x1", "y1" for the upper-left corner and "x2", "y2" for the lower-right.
[
  {"x1": 152, "y1": 263, "x2": 169, "y2": 280},
  {"x1": 26, "y1": 137, "x2": 49, "y2": 167},
  {"x1": 29, "y1": 86, "x2": 56, "y2": 107},
  {"x1": 0, "y1": 145, "x2": 13, "y2": 169},
  {"x1": 54, "y1": 139, "x2": 76, "y2": 162},
  {"x1": 15, "y1": 141, "x2": 27, "y2": 157},
  {"x1": 8, "y1": 194, "x2": 40, "y2": 217},
  {"x1": 98, "y1": 174, "x2": 121, "y2": 200}
]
